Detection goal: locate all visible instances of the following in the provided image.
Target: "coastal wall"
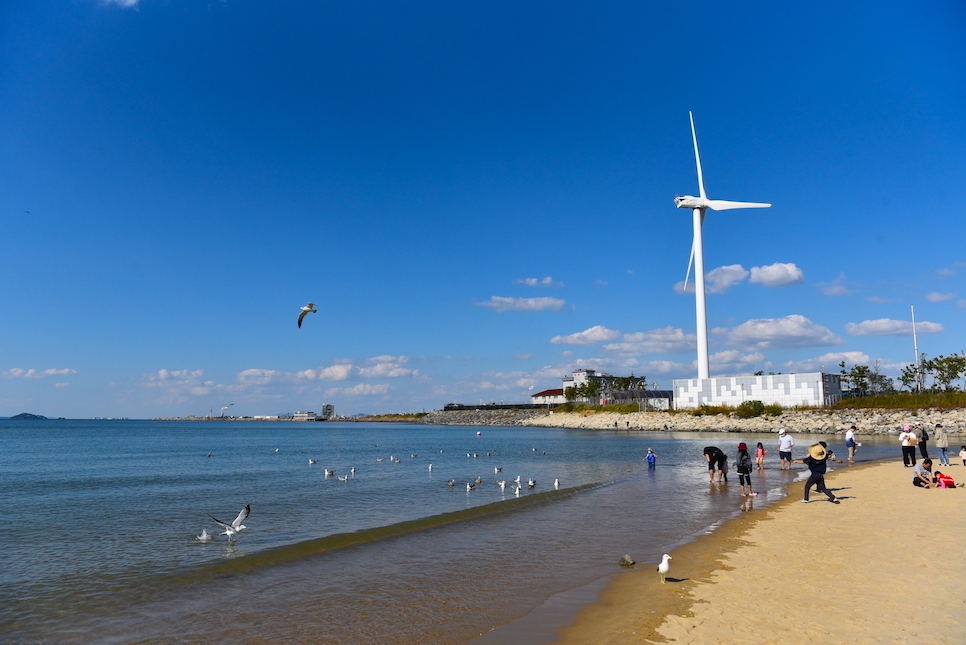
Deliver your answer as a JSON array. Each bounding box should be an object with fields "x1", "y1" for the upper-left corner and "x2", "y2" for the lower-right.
[{"x1": 421, "y1": 408, "x2": 966, "y2": 435}]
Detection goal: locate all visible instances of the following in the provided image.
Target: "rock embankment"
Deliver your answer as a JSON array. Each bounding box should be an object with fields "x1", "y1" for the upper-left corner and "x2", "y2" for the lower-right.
[
  {"x1": 521, "y1": 408, "x2": 966, "y2": 434},
  {"x1": 421, "y1": 408, "x2": 966, "y2": 435},
  {"x1": 418, "y1": 409, "x2": 549, "y2": 426}
]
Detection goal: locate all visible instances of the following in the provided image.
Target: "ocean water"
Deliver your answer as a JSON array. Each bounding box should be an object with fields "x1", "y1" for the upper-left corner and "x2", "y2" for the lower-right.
[{"x1": 0, "y1": 419, "x2": 898, "y2": 644}]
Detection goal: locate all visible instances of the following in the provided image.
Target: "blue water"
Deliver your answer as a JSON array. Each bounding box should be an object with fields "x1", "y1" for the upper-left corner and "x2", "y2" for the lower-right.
[{"x1": 0, "y1": 419, "x2": 898, "y2": 644}]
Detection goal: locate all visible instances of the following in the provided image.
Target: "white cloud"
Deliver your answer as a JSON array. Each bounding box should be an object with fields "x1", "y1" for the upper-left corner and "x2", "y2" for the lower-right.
[
  {"x1": 54, "y1": 382, "x2": 70, "y2": 387},
  {"x1": 236, "y1": 368, "x2": 281, "y2": 385},
  {"x1": 477, "y1": 296, "x2": 565, "y2": 312},
  {"x1": 714, "y1": 315, "x2": 842, "y2": 350},
  {"x1": 925, "y1": 292, "x2": 956, "y2": 303},
  {"x1": 2, "y1": 368, "x2": 77, "y2": 379},
  {"x1": 358, "y1": 355, "x2": 416, "y2": 378},
  {"x1": 817, "y1": 273, "x2": 852, "y2": 296},
  {"x1": 102, "y1": 0, "x2": 139, "y2": 7},
  {"x1": 550, "y1": 325, "x2": 621, "y2": 346},
  {"x1": 783, "y1": 351, "x2": 871, "y2": 373},
  {"x1": 316, "y1": 364, "x2": 355, "y2": 380},
  {"x1": 710, "y1": 350, "x2": 767, "y2": 374},
  {"x1": 516, "y1": 276, "x2": 561, "y2": 287},
  {"x1": 603, "y1": 326, "x2": 696, "y2": 355},
  {"x1": 324, "y1": 383, "x2": 391, "y2": 397},
  {"x1": 515, "y1": 353, "x2": 535, "y2": 360},
  {"x1": 749, "y1": 262, "x2": 804, "y2": 287},
  {"x1": 845, "y1": 318, "x2": 944, "y2": 336},
  {"x1": 675, "y1": 264, "x2": 748, "y2": 294}
]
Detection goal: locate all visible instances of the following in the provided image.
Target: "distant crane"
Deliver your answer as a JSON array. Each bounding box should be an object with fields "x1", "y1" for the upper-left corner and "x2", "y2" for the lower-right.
[{"x1": 221, "y1": 403, "x2": 234, "y2": 418}]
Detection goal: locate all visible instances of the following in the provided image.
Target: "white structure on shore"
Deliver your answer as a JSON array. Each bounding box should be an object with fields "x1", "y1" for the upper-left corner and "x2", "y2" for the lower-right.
[
  {"x1": 672, "y1": 372, "x2": 841, "y2": 410},
  {"x1": 675, "y1": 112, "x2": 771, "y2": 379},
  {"x1": 530, "y1": 388, "x2": 566, "y2": 405}
]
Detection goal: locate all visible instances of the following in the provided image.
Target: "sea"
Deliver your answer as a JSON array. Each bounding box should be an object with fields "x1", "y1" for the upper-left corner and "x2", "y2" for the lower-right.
[{"x1": 0, "y1": 419, "x2": 899, "y2": 645}]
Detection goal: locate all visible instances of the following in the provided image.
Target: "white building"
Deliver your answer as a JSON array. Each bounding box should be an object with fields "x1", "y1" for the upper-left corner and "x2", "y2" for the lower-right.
[
  {"x1": 672, "y1": 372, "x2": 841, "y2": 410},
  {"x1": 530, "y1": 388, "x2": 566, "y2": 405}
]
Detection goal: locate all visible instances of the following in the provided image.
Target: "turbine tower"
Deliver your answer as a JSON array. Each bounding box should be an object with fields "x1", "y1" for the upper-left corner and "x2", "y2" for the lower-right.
[{"x1": 675, "y1": 112, "x2": 771, "y2": 379}]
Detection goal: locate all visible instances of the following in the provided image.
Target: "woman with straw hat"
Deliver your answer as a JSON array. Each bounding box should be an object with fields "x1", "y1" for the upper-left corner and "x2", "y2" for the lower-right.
[{"x1": 794, "y1": 442, "x2": 840, "y2": 504}]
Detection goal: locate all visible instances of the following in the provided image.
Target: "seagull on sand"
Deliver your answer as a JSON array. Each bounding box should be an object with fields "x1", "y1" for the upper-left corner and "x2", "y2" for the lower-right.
[
  {"x1": 657, "y1": 554, "x2": 672, "y2": 583},
  {"x1": 209, "y1": 505, "x2": 250, "y2": 541},
  {"x1": 297, "y1": 302, "x2": 317, "y2": 328}
]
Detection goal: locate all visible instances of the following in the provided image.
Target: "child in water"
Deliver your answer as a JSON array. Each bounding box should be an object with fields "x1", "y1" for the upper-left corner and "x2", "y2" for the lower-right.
[
  {"x1": 644, "y1": 448, "x2": 657, "y2": 468},
  {"x1": 755, "y1": 442, "x2": 767, "y2": 470},
  {"x1": 736, "y1": 442, "x2": 757, "y2": 497}
]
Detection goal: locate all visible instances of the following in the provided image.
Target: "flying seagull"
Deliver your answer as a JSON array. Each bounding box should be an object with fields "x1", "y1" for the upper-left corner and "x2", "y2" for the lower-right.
[
  {"x1": 297, "y1": 302, "x2": 317, "y2": 328},
  {"x1": 657, "y1": 554, "x2": 672, "y2": 583},
  {"x1": 209, "y1": 504, "x2": 250, "y2": 541}
]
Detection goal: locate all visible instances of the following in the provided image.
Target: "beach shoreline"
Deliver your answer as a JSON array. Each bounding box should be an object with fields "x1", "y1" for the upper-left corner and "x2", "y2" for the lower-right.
[{"x1": 550, "y1": 459, "x2": 966, "y2": 644}]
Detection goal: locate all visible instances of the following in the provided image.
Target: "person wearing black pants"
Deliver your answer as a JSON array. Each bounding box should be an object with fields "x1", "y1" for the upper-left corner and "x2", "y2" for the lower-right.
[
  {"x1": 795, "y1": 442, "x2": 840, "y2": 504},
  {"x1": 915, "y1": 423, "x2": 930, "y2": 459},
  {"x1": 899, "y1": 426, "x2": 918, "y2": 467}
]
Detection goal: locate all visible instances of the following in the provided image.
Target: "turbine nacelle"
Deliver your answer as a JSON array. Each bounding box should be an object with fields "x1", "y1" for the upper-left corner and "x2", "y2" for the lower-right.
[{"x1": 674, "y1": 195, "x2": 705, "y2": 209}]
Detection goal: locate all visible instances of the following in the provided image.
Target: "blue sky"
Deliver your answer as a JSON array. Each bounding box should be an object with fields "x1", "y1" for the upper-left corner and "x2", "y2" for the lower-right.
[{"x1": 2, "y1": 1, "x2": 964, "y2": 417}]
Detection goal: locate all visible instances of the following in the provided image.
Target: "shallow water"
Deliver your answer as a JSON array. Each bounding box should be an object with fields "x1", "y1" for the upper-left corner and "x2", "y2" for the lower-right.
[{"x1": 0, "y1": 420, "x2": 897, "y2": 644}]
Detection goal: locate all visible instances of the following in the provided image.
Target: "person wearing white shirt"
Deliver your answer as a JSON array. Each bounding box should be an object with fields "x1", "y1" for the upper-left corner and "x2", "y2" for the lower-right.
[
  {"x1": 777, "y1": 429, "x2": 795, "y2": 470},
  {"x1": 899, "y1": 425, "x2": 918, "y2": 467},
  {"x1": 845, "y1": 425, "x2": 858, "y2": 463}
]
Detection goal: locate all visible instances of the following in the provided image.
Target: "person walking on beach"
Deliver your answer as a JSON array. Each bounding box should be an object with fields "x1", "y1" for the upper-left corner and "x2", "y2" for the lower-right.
[
  {"x1": 845, "y1": 425, "x2": 858, "y2": 463},
  {"x1": 778, "y1": 429, "x2": 795, "y2": 470},
  {"x1": 899, "y1": 425, "x2": 918, "y2": 467},
  {"x1": 736, "y1": 443, "x2": 757, "y2": 497},
  {"x1": 915, "y1": 423, "x2": 930, "y2": 459},
  {"x1": 933, "y1": 424, "x2": 950, "y2": 467},
  {"x1": 795, "y1": 442, "x2": 840, "y2": 503},
  {"x1": 703, "y1": 446, "x2": 727, "y2": 482},
  {"x1": 960, "y1": 445, "x2": 966, "y2": 466},
  {"x1": 755, "y1": 442, "x2": 767, "y2": 470}
]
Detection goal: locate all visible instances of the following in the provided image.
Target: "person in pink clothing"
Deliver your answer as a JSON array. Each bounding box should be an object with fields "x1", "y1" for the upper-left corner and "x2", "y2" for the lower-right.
[{"x1": 755, "y1": 442, "x2": 767, "y2": 470}]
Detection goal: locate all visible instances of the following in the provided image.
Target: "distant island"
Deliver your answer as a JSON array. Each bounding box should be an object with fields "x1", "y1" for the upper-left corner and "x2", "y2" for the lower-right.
[{"x1": 10, "y1": 412, "x2": 47, "y2": 420}]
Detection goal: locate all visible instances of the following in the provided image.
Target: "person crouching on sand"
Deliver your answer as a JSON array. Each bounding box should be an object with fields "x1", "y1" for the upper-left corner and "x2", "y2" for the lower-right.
[
  {"x1": 736, "y1": 442, "x2": 757, "y2": 497},
  {"x1": 794, "y1": 442, "x2": 840, "y2": 504},
  {"x1": 912, "y1": 459, "x2": 936, "y2": 488}
]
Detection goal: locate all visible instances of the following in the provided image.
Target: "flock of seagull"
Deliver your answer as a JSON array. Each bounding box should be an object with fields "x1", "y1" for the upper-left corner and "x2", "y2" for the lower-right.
[{"x1": 197, "y1": 435, "x2": 564, "y2": 543}]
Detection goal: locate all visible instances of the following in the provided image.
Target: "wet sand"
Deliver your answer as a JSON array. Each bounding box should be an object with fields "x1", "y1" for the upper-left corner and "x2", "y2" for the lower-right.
[{"x1": 553, "y1": 460, "x2": 966, "y2": 644}]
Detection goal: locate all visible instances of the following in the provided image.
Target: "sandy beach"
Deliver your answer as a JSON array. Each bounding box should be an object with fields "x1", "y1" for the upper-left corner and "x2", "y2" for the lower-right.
[{"x1": 553, "y1": 460, "x2": 966, "y2": 645}]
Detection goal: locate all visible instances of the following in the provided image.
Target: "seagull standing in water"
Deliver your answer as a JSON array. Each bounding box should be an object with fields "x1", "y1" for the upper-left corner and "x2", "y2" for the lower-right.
[
  {"x1": 297, "y1": 302, "x2": 317, "y2": 328},
  {"x1": 657, "y1": 554, "x2": 672, "y2": 583},
  {"x1": 209, "y1": 505, "x2": 250, "y2": 541}
]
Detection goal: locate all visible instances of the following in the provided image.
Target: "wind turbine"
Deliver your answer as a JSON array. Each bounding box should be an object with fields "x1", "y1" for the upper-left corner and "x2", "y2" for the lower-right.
[{"x1": 675, "y1": 112, "x2": 771, "y2": 379}]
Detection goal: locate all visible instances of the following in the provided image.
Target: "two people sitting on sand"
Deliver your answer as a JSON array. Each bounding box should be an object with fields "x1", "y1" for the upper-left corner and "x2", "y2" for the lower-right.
[{"x1": 913, "y1": 459, "x2": 962, "y2": 488}]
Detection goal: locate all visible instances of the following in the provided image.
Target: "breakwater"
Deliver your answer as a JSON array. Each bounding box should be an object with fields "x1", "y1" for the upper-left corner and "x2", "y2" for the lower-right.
[{"x1": 421, "y1": 408, "x2": 965, "y2": 435}]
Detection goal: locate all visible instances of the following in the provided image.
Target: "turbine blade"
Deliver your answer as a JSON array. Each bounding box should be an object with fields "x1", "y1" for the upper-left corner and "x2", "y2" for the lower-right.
[
  {"x1": 705, "y1": 200, "x2": 772, "y2": 211},
  {"x1": 690, "y1": 112, "x2": 706, "y2": 200},
  {"x1": 683, "y1": 239, "x2": 695, "y2": 291}
]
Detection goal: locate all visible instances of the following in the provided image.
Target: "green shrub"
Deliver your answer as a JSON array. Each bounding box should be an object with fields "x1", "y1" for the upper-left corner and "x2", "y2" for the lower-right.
[
  {"x1": 690, "y1": 404, "x2": 733, "y2": 417},
  {"x1": 735, "y1": 400, "x2": 765, "y2": 419},
  {"x1": 762, "y1": 404, "x2": 783, "y2": 416}
]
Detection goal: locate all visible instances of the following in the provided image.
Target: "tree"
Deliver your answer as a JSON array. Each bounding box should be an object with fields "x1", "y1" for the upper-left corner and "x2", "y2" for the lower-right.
[
  {"x1": 925, "y1": 354, "x2": 966, "y2": 391},
  {"x1": 869, "y1": 360, "x2": 895, "y2": 394}
]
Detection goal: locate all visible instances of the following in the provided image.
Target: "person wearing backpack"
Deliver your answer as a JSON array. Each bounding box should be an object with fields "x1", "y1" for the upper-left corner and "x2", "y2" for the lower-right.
[
  {"x1": 915, "y1": 423, "x2": 930, "y2": 459},
  {"x1": 736, "y1": 442, "x2": 757, "y2": 498}
]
